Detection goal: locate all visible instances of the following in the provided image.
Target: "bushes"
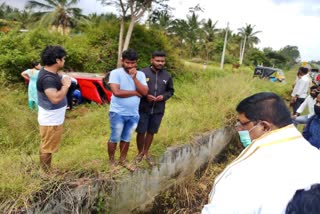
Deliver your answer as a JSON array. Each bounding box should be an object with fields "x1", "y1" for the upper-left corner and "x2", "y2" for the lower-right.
[
  {"x1": 81, "y1": 21, "x2": 119, "y2": 72},
  {"x1": 0, "y1": 29, "x2": 65, "y2": 81},
  {"x1": 130, "y1": 25, "x2": 183, "y2": 76},
  {"x1": 0, "y1": 22, "x2": 182, "y2": 81}
]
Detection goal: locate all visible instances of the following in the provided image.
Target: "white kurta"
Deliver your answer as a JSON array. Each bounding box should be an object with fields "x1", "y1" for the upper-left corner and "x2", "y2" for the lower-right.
[
  {"x1": 296, "y1": 95, "x2": 316, "y2": 118},
  {"x1": 291, "y1": 74, "x2": 310, "y2": 98},
  {"x1": 202, "y1": 124, "x2": 320, "y2": 214}
]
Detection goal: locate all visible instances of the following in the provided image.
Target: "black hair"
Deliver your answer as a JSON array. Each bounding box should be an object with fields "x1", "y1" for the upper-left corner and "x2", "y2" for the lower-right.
[
  {"x1": 286, "y1": 184, "x2": 320, "y2": 214},
  {"x1": 300, "y1": 67, "x2": 309, "y2": 75},
  {"x1": 122, "y1": 49, "x2": 139, "y2": 61},
  {"x1": 236, "y1": 92, "x2": 292, "y2": 127},
  {"x1": 311, "y1": 85, "x2": 318, "y2": 91},
  {"x1": 41, "y1": 45, "x2": 67, "y2": 66},
  {"x1": 31, "y1": 61, "x2": 40, "y2": 68},
  {"x1": 152, "y1": 50, "x2": 166, "y2": 58}
]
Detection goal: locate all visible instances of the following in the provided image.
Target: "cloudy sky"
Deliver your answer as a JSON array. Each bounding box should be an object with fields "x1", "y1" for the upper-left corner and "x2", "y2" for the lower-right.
[{"x1": 2, "y1": 0, "x2": 320, "y2": 61}]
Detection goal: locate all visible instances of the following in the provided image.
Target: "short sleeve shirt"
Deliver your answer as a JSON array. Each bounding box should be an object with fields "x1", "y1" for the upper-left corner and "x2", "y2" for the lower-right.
[
  {"x1": 37, "y1": 68, "x2": 67, "y2": 125},
  {"x1": 109, "y1": 67, "x2": 147, "y2": 116}
]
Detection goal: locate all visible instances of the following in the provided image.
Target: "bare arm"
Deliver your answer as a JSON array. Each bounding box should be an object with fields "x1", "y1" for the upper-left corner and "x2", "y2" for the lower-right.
[
  {"x1": 133, "y1": 77, "x2": 148, "y2": 96},
  {"x1": 44, "y1": 76, "x2": 71, "y2": 104},
  {"x1": 110, "y1": 83, "x2": 141, "y2": 98},
  {"x1": 21, "y1": 71, "x2": 29, "y2": 80}
]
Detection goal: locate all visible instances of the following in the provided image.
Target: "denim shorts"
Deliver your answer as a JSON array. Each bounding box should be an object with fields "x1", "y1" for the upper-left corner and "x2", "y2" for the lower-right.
[{"x1": 109, "y1": 112, "x2": 139, "y2": 143}]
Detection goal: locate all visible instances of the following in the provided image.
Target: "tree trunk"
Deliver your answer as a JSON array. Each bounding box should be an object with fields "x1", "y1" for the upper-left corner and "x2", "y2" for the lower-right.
[
  {"x1": 117, "y1": 17, "x2": 126, "y2": 68},
  {"x1": 240, "y1": 35, "x2": 247, "y2": 65},
  {"x1": 239, "y1": 40, "x2": 243, "y2": 63},
  {"x1": 220, "y1": 23, "x2": 229, "y2": 69},
  {"x1": 122, "y1": 16, "x2": 136, "y2": 51}
]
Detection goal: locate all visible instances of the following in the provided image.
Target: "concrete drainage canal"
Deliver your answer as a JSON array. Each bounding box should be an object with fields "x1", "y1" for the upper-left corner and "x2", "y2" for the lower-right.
[{"x1": 23, "y1": 128, "x2": 235, "y2": 213}]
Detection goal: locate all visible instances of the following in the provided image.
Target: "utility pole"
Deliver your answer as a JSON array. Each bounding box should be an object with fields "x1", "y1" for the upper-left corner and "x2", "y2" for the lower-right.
[{"x1": 220, "y1": 22, "x2": 229, "y2": 69}]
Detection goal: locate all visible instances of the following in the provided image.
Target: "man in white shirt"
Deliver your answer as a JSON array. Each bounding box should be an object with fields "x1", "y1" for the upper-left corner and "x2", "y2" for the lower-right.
[
  {"x1": 291, "y1": 67, "x2": 310, "y2": 114},
  {"x1": 202, "y1": 92, "x2": 320, "y2": 214},
  {"x1": 292, "y1": 85, "x2": 318, "y2": 126}
]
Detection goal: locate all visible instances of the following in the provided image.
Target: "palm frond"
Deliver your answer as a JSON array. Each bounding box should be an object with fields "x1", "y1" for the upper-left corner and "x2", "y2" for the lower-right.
[
  {"x1": 66, "y1": 0, "x2": 80, "y2": 7},
  {"x1": 26, "y1": 0, "x2": 55, "y2": 10}
]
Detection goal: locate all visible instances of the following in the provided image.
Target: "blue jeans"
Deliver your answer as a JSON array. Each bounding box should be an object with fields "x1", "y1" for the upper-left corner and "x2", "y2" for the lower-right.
[{"x1": 109, "y1": 112, "x2": 139, "y2": 143}]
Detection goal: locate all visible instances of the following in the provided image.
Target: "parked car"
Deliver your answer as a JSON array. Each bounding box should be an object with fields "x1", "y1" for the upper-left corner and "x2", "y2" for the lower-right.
[
  {"x1": 253, "y1": 66, "x2": 285, "y2": 82},
  {"x1": 69, "y1": 72, "x2": 112, "y2": 104}
]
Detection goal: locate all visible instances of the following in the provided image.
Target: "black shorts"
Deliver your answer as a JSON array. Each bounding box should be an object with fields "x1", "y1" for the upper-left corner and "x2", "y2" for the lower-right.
[{"x1": 136, "y1": 112, "x2": 164, "y2": 134}]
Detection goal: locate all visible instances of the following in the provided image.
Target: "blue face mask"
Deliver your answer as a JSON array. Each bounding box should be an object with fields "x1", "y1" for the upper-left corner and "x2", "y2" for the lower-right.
[
  {"x1": 238, "y1": 125, "x2": 258, "y2": 147},
  {"x1": 238, "y1": 130, "x2": 252, "y2": 147}
]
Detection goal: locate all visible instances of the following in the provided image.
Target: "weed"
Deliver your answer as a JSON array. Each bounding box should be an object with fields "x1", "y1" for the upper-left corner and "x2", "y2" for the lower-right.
[{"x1": 0, "y1": 62, "x2": 296, "y2": 211}]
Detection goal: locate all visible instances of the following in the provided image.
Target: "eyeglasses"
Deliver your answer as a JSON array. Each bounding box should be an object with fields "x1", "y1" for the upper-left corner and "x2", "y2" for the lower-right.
[{"x1": 235, "y1": 120, "x2": 252, "y2": 128}]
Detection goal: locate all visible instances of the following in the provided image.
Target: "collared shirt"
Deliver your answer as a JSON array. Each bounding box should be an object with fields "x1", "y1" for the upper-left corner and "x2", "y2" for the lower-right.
[
  {"x1": 291, "y1": 74, "x2": 310, "y2": 98},
  {"x1": 296, "y1": 95, "x2": 316, "y2": 118},
  {"x1": 202, "y1": 125, "x2": 320, "y2": 214}
]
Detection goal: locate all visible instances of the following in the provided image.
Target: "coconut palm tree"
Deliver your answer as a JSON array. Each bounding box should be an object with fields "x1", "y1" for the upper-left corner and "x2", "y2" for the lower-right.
[
  {"x1": 26, "y1": 0, "x2": 83, "y2": 35},
  {"x1": 148, "y1": 9, "x2": 173, "y2": 33},
  {"x1": 186, "y1": 12, "x2": 202, "y2": 58},
  {"x1": 238, "y1": 24, "x2": 261, "y2": 64},
  {"x1": 201, "y1": 18, "x2": 218, "y2": 60}
]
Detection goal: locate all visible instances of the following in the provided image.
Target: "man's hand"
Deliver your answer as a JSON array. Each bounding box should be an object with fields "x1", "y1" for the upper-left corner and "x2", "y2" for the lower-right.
[
  {"x1": 155, "y1": 95, "x2": 164, "y2": 102},
  {"x1": 136, "y1": 91, "x2": 142, "y2": 97},
  {"x1": 147, "y1": 94, "x2": 156, "y2": 102},
  {"x1": 62, "y1": 75, "x2": 71, "y2": 88},
  {"x1": 291, "y1": 96, "x2": 297, "y2": 104},
  {"x1": 291, "y1": 115, "x2": 297, "y2": 120},
  {"x1": 128, "y1": 67, "x2": 137, "y2": 79}
]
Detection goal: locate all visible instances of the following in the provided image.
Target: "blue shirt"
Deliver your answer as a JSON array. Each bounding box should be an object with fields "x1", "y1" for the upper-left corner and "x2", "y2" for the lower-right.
[
  {"x1": 109, "y1": 67, "x2": 147, "y2": 116},
  {"x1": 303, "y1": 115, "x2": 320, "y2": 149}
]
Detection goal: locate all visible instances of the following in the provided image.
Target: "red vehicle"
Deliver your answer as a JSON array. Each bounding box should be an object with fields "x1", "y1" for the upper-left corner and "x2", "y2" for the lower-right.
[
  {"x1": 24, "y1": 72, "x2": 112, "y2": 104},
  {"x1": 69, "y1": 72, "x2": 112, "y2": 104}
]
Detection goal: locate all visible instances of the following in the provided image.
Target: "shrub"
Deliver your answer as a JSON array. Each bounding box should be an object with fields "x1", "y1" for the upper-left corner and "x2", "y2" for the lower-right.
[
  {"x1": 0, "y1": 28, "x2": 65, "y2": 82},
  {"x1": 0, "y1": 22, "x2": 182, "y2": 81}
]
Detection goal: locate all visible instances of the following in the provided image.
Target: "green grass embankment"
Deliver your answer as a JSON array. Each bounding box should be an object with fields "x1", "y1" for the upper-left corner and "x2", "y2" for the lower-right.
[{"x1": 0, "y1": 62, "x2": 296, "y2": 210}]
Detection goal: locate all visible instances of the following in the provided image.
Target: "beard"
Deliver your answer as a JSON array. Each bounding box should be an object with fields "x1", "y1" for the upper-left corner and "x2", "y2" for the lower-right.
[
  {"x1": 154, "y1": 65, "x2": 163, "y2": 70},
  {"x1": 311, "y1": 93, "x2": 318, "y2": 98}
]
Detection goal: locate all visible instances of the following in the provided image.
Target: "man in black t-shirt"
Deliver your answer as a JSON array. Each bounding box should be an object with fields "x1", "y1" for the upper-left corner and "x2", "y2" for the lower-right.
[{"x1": 36, "y1": 46, "x2": 71, "y2": 172}]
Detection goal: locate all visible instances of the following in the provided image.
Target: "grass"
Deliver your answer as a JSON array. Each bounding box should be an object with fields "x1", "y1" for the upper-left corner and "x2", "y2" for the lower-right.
[{"x1": 0, "y1": 62, "x2": 297, "y2": 211}]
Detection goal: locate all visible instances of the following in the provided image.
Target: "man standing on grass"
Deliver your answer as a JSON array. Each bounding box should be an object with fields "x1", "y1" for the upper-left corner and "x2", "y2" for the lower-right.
[
  {"x1": 107, "y1": 49, "x2": 148, "y2": 171},
  {"x1": 290, "y1": 67, "x2": 310, "y2": 114},
  {"x1": 135, "y1": 51, "x2": 174, "y2": 166},
  {"x1": 36, "y1": 45, "x2": 71, "y2": 172}
]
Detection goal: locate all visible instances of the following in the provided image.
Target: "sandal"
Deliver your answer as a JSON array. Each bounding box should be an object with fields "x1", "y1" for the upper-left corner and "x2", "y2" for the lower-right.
[
  {"x1": 119, "y1": 160, "x2": 136, "y2": 172},
  {"x1": 145, "y1": 156, "x2": 155, "y2": 167},
  {"x1": 109, "y1": 159, "x2": 117, "y2": 165},
  {"x1": 134, "y1": 155, "x2": 144, "y2": 164},
  {"x1": 109, "y1": 160, "x2": 121, "y2": 171}
]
